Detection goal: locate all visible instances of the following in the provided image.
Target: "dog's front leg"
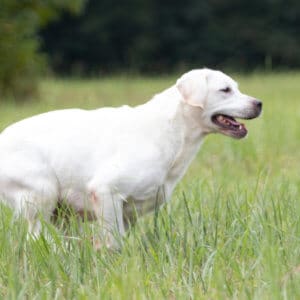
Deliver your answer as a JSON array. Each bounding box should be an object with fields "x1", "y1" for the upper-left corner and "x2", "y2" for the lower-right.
[{"x1": 88, "y1": 187, "x2": 125, "y2": 250}]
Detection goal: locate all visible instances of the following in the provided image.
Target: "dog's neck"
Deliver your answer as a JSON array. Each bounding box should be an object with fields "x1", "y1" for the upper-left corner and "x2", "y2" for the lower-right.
[
  {"x1": 142, "y1": 86, "x2": 208, "y2": 192},
  {"x1": 151, "y1": 85, "x2": 208, "y2": 137}
]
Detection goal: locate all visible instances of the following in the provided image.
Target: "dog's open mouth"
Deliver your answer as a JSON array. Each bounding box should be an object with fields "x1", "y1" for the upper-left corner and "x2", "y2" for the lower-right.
[{"x1": 212, "y1": 114, "x2": 247, "y2": 139}]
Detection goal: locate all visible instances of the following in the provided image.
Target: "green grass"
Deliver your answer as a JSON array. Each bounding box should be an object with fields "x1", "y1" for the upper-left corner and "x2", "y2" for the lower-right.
[{"x1": 0, "y1": 72, "x2": 300, "y2": 299}]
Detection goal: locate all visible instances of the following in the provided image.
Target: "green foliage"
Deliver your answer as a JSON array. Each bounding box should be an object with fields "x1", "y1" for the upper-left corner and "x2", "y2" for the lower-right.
[
  {"x1": 41, "y1": 0, "x2": 300, "y2": 74},
  {"x1": 0, "y1": 73, "x2": 299, "y2": 298},
  {"x1": 0, "y1": 0, "x2": 85, "y2": 99}
]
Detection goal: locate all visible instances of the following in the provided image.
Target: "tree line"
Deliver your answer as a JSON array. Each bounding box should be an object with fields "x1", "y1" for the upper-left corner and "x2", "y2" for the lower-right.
[
  {"x1": 1, "y1": 0, "x2": 300, "y2": 98},
  {"x1": 41, "y1": 0, "x2": 300, "y2": 74}
]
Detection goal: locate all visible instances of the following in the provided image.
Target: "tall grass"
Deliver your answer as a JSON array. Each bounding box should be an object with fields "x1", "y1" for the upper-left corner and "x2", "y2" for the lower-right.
[{"x1": 0, "y1": 72, "x2": 300, "y2": 299}]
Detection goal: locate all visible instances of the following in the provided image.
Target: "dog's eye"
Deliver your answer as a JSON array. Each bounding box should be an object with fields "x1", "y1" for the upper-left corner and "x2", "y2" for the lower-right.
[{"x1": 220, "y1": 87, "x2": 231, "y2": 93}]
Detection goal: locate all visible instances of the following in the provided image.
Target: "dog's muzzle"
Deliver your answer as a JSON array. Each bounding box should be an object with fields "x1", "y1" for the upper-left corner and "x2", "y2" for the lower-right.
[{"x1": 211, "y1": 99, "x2": 263, "y2": 139}]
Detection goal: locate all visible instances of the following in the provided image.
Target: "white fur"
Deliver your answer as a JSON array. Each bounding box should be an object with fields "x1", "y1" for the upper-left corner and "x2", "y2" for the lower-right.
[{"x1": 0, "y1": 68, "x2": 261, "y2": 247}]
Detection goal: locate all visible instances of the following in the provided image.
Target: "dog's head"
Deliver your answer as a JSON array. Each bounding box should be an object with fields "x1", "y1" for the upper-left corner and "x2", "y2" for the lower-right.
[{"x1": 176, "y1": 69, "x2": 262, "y2": 138}]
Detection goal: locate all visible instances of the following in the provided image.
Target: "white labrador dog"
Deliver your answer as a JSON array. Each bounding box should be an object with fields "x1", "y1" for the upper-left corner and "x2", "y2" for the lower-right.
[{"x1": 0, "y1": 68, "x2": 262, "y2": 247}]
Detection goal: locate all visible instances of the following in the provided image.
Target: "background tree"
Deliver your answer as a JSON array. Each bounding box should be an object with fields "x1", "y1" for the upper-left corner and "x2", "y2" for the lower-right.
[{"x1": 0, "y1": 0, "x2": 85, "y2": 99}]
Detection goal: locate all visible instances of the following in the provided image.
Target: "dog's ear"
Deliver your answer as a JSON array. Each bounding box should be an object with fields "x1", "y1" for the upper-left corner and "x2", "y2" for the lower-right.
[{"x1": 176, "y1": 70, "x2": 208, "y2": 108}]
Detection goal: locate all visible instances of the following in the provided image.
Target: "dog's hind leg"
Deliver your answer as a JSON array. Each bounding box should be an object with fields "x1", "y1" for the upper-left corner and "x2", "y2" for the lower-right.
[{"x1": 0, "y1": 181, "x2": 59, "y2": 238}]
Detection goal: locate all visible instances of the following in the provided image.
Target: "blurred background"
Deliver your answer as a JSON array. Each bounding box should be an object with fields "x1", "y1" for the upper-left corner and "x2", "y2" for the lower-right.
[
  {"x1": 1, "y1": 3, "x2": 300, "y2": 298},
  {"x1": 1, "y1": 0, "x2": 300, "y2": 99}
]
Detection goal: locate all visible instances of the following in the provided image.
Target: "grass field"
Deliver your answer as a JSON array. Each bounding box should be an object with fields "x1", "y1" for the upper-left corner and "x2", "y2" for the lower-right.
[{"x1": 0, "y1": 72, "x2": 300, "y2": 299}]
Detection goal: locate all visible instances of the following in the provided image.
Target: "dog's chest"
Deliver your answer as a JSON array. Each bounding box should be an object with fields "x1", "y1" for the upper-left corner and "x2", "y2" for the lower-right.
[{"x1": 122, "y1": 140, "x2": 202, "y2": 223}]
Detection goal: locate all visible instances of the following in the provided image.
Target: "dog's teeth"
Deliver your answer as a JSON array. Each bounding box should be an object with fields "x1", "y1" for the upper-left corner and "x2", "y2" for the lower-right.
[{"x1": 239, "y1": 125, "x2": 243, "y2": 130}]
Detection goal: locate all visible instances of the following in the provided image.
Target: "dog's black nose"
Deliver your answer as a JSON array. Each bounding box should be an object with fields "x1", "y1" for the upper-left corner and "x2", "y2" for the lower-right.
[
  {"x1": 255, "y1": 100, "x2": 262, "y2": 110},
  {"x1": 253, "y1": 100, "x2": 262, "y2": 114}
]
